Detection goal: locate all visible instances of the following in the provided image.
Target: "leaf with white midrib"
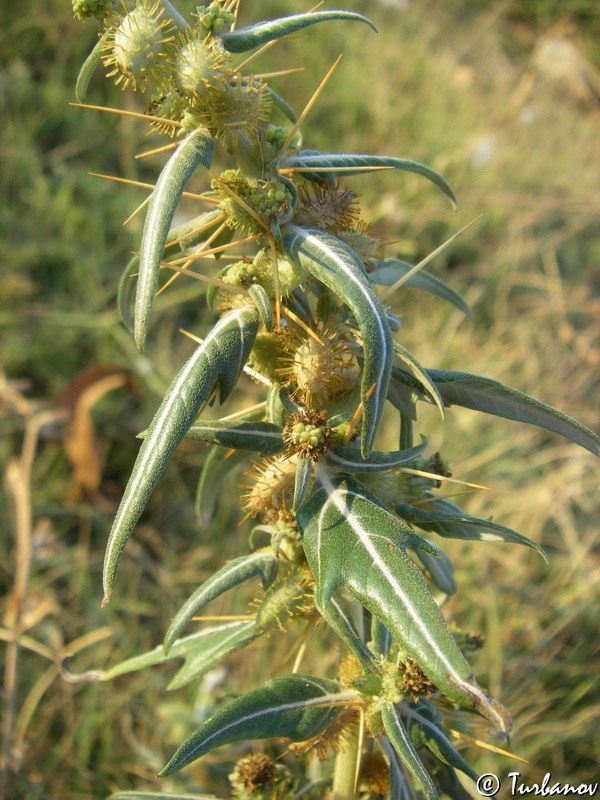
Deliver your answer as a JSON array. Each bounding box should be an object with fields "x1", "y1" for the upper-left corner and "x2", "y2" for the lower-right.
[
  {"x1": 135, "y1": 128, "x2": 214, "y2": 352},
  {"x1": 324, "y1": 439, "x2": 427, "y2": 473},
  {"x1": 103, "y1": 307, "x2": 260, "y2": 605},
  {"x1": 159, "y1": 674, "x2": 352, "y2": 775},
  {"x1": 297, "y1": 471, "x2": 512, "y2": 735},
  {"x1": 401, "y1": 702, "x2": 479, "y2": 783},
  {"x1": 104, "y1": 620, "x2": 255, "y2": 680},
  {"x1": 280, "y1": 154, "x2": 456, "y2": 207},
  {"x1": 382, "y1": 703, "x2": 439, "y2": 800},
  {"x1": 427, "y1": 368, "x2": 600, "y2": 456},
  {"x1": 282, "y1": 225, "x2": 393, "y2": 456},
  {"x1": 185, "y1": 419, "x2": 285, "y2": 454},
  {"x1": 219, "y1": 11, "x2": 376, "y2": 53},
  {"x1": 395, "y1": 499, "x2": 547, "y2": 560},
  {"x1": 370, "y1": 258, "x2": 472, "y2": 315},
  {"x1": 163, "y1": 550, "x2": 277, "y2": 654}
]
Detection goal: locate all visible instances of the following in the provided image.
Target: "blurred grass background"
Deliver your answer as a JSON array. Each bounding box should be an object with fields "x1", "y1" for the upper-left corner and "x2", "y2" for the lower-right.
[{"x1": 1, "y1": 0, "x2": 599, "y2": 797}]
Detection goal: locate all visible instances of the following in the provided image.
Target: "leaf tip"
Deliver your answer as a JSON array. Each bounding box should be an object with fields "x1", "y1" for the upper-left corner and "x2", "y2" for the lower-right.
[{"x1": 101, "y1": 593, "x2": 111, "y2": 608}]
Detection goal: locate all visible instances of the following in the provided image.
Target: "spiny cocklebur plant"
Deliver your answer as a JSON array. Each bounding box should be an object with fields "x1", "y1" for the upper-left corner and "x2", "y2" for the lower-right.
[{"x1": 72, "y1": 2, "x2": 600, "y2": 798}]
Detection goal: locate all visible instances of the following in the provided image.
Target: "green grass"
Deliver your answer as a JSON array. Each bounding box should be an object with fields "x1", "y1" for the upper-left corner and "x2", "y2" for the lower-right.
[{"x1": 1, "y1": 1, "x2": 599, "y2": 797}]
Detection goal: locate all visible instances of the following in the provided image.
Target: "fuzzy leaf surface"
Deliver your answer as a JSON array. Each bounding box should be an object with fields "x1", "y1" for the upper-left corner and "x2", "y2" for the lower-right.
[
  {"x1": 164, "y1": 550, "x2": 278, "y2": 654},
  {"x1": 160, "y1": 674, "x2": 348, "y2": 775},
  {"x1": 413, "y1": 541, "x2": 457, "y2": 596},
  {"x1": 75, "y1": 35, "x2": 106, "y2": 102},
  {"x1": 118, "y1": 210, "x2": 224, "y2": 332},
  {"x1": 103, "y1": 307, "x2": 260, "y2": 604},
  {"x1": 370, "y1": 259, "x2": 472, "y2": 315},
  {"x1": 185, "y1": 419, "x2": 285, "y2": 454},
  {"x1": 324, "y1": 440, "x2": 427, "y2": 473},
  {"x1": 220, "y1": 11, "x2": 376, "y2": 53},
  {"x1": 395, "y1": 499, "x2": 547, "y2": 560},
  {"x1": 382, "y1": 703, "x2": 439, "y2": 800},
  {"x1": 428, "y1": 369, "x2": 600, "y2": 456},
  {"x1": 104, "y1": 620, "x2": 256, "y2": 682},
  {"x1": 297, "y1": 472, "x2": 511, "y2": 734},
  {"x1": 282, "y1": 225, "x2": 393, "y2": 455},
  {"x1": 402, "y1": 702, "x2": 479, "y2": 783},
  {"x1": 380, "y1": 736, "x2": 415, "y2": 800},
  {"x1": 395, "y1": 343, "x2": 444, "y2": 418},
  {"x1": 280, "y1": 154, "x2": 456, "y2": 206},
  {"x1": 196, "y1": 446, "x2": 251, "y2": 525},
  {"x1": 320, "y1": 595, "x2": 380, "y2": 673},
  {"x1": 135, "y1": 128, "x2": 214, "y2": 351}
]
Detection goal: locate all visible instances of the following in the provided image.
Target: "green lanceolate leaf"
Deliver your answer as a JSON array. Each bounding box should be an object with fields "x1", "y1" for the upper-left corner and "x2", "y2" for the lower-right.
[
  {"x1": 103, "y1": 307, "x2": 260, "y2": 605},
  {"x1": 293, "y1": 457, "x2": 313, "y2": 510},
  {"x1": 381, "y1": 703, "x2": 439, "y2": 800},
  {"x1": 320, "y1": 595, "x2": 380, "y2": 673},
  {"x1": 297, "y1": 471, "x2": 512, "y2": 735},
  {"x1": 264, "y1": 86, "x2": 298, "y2": 125},
  {"x1": 219, "y1": 11, "x2": 376, "y2": 53},
  {"x1": 427, "y1": 369, "x2": 600, "y2": 456},
  {"x1": 185, "y1": 419, "x2": 285, "y2": 454},
  {"x1": 282, "y1": 225, "x2": 393, "y2": 456},
  {"x1": 402, "y1": 701, "x2": 479, "y2": 784},
  {"x1": 395, "y1": 499, "x2": 548, "y2": 560},
  {"x1": 395, "y1": 343, "x2": 445, "y2": 419},
  {"x1": 370, "y1": 259, "x2": 472, "y2": 316},
  {"x1": 280, "y1": 154, "x2": 456, "y2": 207},
  {"x1": 413, "y1": 541, "x2": 457, "y2": 596},
  {"x1": 135, "y1": 128, "x2": 214, "y2": 351},
  {"x1": 324, "y1": 439, "x2": 427, "y2": 473},
  {"x1": 167, "y1": 622, "x2": 256, "y2": 690},
  {"x1": 118, "y1": 210, "x2": 225, "y2": 332},
  {"x1": 160, "y1": 674, "x2": 352, "y2": 775},
  {"x1": 380, "y1": 736, "x2": 415, "y2": 800},
  {"x1": 196, "y1": 446, "x2": 251, "y2": 526},
  {"x1": 247, "y1": 283, "x2": 273, "y2": 331},
  {"x1": 104, "y1": 620, "x2": 256, "y2": 682},
  {"x1": 75, "y1": 34, "x2": 107, "y2": 103},
  {"x1": 164, "y1": 550, "x2": 278, "y2": 654}
]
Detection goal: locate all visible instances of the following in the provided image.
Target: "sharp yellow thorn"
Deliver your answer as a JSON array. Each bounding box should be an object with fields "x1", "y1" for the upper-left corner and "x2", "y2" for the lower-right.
[
  {"x1": 279, "y1": 54, "x2": 343, "y2": 156},
  {"x1": 344, "y1": 398, "x2": 364, "y2": 445},
  {"x1": 164, "y1": 263, "x2": 248, "y2": 294},
  {"x1": 70, "y1": 102, "x2": 182, "y2": 127},
  {"x1": 398, "y1": 467, "x2": 494, "y2": 492},
  {"x1": 269, "y1": 236, "x2": 281, "y2": 328},
  {"x1": 166, "y1": 213, "x2": 228, "y2": 248},
  {"x1": 448, "y1": 729, "x2": 528, "y2": 762},
  {"x1": 380, "y1": 216, "x2": 483, "y2": 300},
  {"x1": 235, "y1": 39, "x2": 281, "y2": 71},
  {"x1": 255, "y1": 68, "x2": 306, "y2": 79},
  {"x1": 123, "y1": 195, "x2": 150, "y2": 226},
  {"x1": 279, "y1": 165, "x2": 394, "y2": 174},
  {"x1": 220, "y1": 401, "x2": 268, "y2": 421},
  {"x1": 157, "y1": 220, "x2": 230, "y2": 295},
  {"x1": 88, "y1": 173, "x2": 220, "y2": 203},
  {"x1": 210, "y1": 172, "x2": 269, "y2": 232},
  {"x1": 135, "y1": 141, "x2": 179, "y2": 159},
  {"x1": 168, "y1": 233, "x2": 261, "y2": 265},
  {"x1": 280, "y1": 307, "x2": 323, "y2": 345}
]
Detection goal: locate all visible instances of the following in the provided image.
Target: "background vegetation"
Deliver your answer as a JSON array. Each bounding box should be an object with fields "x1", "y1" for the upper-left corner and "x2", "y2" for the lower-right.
[{"x1": 1, "y1": 0, "x2": 599, "y2": 797}]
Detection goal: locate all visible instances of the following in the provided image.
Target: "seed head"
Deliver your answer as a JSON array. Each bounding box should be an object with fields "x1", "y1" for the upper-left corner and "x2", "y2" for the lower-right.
[{"x1": 283, "y1": 409, "x2": 332, "y2": 462}]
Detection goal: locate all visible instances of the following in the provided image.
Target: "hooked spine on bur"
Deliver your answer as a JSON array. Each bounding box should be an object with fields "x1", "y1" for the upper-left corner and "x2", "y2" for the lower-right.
[{"x1": 72, "y1": 0, "x2": 600, "y2": 794}]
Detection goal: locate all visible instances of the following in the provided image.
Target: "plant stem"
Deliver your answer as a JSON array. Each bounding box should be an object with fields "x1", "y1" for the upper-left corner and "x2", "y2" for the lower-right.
[{"x1": 331, "y1": 722, "x2": 360, "y2": 800}]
